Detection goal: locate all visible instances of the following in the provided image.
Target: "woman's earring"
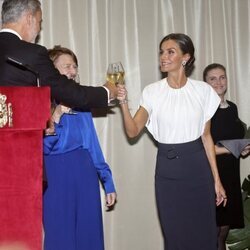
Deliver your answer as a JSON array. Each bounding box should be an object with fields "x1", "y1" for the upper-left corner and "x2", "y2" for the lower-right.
[{"x1": 182, "y1": 61, "x2": 187, "y2": 67}]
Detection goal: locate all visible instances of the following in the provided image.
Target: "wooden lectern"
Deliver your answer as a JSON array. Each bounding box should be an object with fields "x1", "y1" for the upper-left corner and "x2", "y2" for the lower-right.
[{"x1": 0, "y1": 87, "x2": 50, "y2": 250}]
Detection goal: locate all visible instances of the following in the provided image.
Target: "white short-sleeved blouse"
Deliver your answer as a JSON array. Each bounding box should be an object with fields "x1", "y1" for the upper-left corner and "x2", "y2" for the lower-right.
[{"x1": 140, "y1": 78, "x2": 220, "y2": 144}]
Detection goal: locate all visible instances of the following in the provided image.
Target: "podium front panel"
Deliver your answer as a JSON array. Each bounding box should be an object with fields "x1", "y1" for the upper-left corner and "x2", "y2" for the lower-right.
[{"x1": 0, "y1": 87, "x2": 50, "y2": 250}]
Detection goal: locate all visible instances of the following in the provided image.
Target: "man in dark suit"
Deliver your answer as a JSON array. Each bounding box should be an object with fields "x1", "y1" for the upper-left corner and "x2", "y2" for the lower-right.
[{"x1": 0, "y1": 0, "x2": 117, "y2": 109}]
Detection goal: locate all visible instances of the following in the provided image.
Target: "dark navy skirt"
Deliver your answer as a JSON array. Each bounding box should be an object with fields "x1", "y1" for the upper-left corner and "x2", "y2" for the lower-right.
[{"x1": 155, "y1": 138, "x2": 217, "y2": 250}]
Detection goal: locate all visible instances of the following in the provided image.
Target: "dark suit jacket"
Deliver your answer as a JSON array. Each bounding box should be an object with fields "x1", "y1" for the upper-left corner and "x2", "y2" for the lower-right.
[{"x1": 0, "y1": 32, "x2": 107, "y2": 109}]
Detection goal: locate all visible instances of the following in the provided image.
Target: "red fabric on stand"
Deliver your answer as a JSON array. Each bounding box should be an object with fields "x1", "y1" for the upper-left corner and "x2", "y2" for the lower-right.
[{"x1": 0, "y1": 87, "x2": 50, "y2": 250}]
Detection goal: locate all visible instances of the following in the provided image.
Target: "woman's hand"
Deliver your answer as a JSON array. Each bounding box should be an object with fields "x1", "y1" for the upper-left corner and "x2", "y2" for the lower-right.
[
  {"x1": 215, "y1": 180, "x2": 227, "y2": 207},
  {"x1": 52, "y1": 104, "x2": 71, "y2": 123},
  {"x1": 117, "y1": 84, "x2": 127, "y2": 104},
  {"x1": 106, "y1": 192, "x2": 117, "y2": 207},
  {"x1": 54, "y1": 104, "x2": 71, "y2": 116},
  {"x1": 241, "y1": 145, "x2": 250, "y2": 157}
]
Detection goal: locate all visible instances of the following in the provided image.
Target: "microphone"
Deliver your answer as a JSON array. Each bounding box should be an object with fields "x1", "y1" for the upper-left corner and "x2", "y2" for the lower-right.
[{"x1": 6, "y1": 56, "x2": 40, "y2": 87}]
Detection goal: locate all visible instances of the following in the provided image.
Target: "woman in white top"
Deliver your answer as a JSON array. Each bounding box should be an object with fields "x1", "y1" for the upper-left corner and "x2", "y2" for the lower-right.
[{"x1": 117, "y1": 33, "x2": 226, "y2": 250}]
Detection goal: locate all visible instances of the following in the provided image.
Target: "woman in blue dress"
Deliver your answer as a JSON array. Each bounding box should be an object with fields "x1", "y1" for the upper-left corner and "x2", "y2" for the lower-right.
[{"x1": 43, "y1": 46, "x2": 116, "y2": 250}]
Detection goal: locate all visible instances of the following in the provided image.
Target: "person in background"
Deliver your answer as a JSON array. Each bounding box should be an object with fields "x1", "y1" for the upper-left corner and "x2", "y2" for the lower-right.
[
  {"x1": 43, "y1": 45, "x2": 116, "y2": 250},
  {"x1": 203, "y1": 63, "x2": 250, "y2": 250},
  {"x1": 117, "y1": 33, "x2": 226, "y2": 250},
  {"x1": 0, "y1": 0, "x2": 117, "y2": 109}
]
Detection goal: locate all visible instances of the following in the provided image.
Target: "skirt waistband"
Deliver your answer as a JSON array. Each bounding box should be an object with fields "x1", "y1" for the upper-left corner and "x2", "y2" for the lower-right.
[{"x1": 157, "y1": 137, "x2": 204, "y2": 160}]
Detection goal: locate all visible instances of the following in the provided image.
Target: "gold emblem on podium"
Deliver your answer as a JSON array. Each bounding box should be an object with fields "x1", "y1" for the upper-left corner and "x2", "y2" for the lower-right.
[{"x1": 0, "y1": 93, "x2": 13, "y2": 128}]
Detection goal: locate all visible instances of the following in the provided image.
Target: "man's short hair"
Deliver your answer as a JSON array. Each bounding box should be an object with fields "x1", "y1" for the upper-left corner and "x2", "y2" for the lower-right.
[{"x1": 1, "y1": 0, "x2": 41, "y2": 24}]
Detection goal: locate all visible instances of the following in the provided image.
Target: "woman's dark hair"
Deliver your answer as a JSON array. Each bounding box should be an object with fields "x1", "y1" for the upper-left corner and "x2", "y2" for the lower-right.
[
  {"x1": 203, "y1": 63, "x2": 226, "y2": 82},
  {"x1": 48, "y1": 45, "x2": 78, "y2": 66},
  {"x1": 159, "y1": 33, "x2": 195, "y2": 76}
]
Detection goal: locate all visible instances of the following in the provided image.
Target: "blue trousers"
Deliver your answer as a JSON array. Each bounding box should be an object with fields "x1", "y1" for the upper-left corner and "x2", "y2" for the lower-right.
[{"x1": 43, "y1": 149, "x2": 104, "y2": 250}]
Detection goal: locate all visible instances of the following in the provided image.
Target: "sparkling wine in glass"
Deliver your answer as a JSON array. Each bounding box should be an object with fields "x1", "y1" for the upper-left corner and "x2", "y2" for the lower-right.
[
  {"x1": 106, "y1": 62, "x2": 125, "y2": 85},
  {"x1": 106, "y1": 62, "x2": 125, "y2": 106}
]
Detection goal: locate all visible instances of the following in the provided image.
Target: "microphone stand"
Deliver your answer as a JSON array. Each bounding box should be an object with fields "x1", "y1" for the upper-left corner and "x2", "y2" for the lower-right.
[{"x1": 6, "y1": 56, "x2": 40, "y2": 87}]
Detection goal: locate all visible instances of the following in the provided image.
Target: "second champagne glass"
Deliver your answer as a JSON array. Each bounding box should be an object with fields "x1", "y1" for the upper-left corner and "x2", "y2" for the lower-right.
[{"x1": 106, "y1": 62, "x2": 125, "y2": 106}]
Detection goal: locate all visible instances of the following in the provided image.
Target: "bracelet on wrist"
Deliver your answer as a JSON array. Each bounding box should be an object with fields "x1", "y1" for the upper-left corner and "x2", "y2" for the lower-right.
[{"x1": 119, "y1": 99, "x2": 128, "y2": 105}]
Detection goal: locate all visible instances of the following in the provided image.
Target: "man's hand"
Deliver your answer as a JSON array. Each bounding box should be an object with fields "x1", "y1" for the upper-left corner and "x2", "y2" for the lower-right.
[{"x1": 104, "y1": 82, "x2": 118, "y2": 101}]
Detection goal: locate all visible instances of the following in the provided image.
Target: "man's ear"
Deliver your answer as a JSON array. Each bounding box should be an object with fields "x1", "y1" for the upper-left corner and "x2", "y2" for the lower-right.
[{"x1": 25, "y1": 12, "x2": 33, "y2": 26}]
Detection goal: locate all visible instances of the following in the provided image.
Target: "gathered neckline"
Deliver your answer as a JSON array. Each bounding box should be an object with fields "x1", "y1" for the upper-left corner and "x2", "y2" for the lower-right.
[{"x1": 166, "y1": 77, "x2": 189, "y2": 90}]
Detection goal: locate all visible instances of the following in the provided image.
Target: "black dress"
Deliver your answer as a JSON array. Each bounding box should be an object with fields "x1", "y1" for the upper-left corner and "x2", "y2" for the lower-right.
[{"x1": 211, "y1": 101, "x2": 245, "y2": 229}]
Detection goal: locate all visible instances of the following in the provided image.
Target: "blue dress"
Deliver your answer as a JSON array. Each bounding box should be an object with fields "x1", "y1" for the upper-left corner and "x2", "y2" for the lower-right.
[{"x1": 43, "y1": 110, "x2": 115, "y2": 250}]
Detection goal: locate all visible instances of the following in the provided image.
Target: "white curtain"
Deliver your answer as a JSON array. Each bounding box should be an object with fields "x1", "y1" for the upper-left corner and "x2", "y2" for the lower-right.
[
  {"x1": 0, "y1": 0, "x2": 249, "y2": 249},
  {"x1": 28, "y1": 0, "x2": 250, "y2": 249}
]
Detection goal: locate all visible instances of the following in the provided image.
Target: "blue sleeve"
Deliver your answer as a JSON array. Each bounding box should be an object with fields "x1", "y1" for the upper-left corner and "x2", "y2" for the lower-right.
[{"x1": 84, "y1": 113, "x2": 116, "y2": 194}]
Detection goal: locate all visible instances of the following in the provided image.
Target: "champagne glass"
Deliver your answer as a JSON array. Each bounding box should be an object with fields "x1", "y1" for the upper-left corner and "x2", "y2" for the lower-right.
[
  {"x1": 106, "y1": 62, "x2": 125, "y2": 85},
  {"x1": 106, "y1": 62, "x2": 125, "y2": 105}
]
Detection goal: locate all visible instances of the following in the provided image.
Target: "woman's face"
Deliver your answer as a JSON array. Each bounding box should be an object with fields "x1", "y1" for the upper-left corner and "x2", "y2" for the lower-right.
[
  {"x1": 205, "y1": 68, "x2": 227, "y2": 97},
  {"x1": 54, "y1": 54, "x2": 78, "y2": 80},
  {"x1": 159, "y1": 39, "x2": 190, "y2": 73}
]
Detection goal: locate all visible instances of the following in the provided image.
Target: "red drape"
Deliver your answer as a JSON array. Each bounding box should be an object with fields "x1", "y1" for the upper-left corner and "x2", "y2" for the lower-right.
[{"x1": 0, "y1": 87, "x2": 50, "y2": 250}]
